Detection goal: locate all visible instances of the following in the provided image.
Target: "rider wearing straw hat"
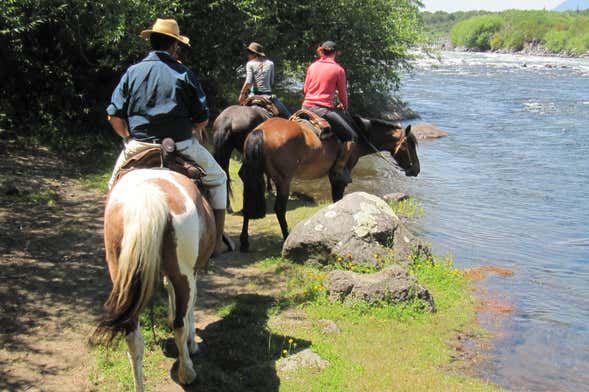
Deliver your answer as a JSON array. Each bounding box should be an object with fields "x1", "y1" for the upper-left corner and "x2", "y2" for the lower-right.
[
  {"x1": 106, "y1": 18, "x2": 232, "y2": 255},
  {"x1": 238, "y1": 42, "x2": 290, "y2": 118}
]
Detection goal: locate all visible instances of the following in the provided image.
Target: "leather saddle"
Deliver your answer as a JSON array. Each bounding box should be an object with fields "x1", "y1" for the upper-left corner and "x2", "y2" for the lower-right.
[
  {"x1": 114, "y1": 138, "x2": 206, "y2": 185},
  {"x1": 289, "y1": 109, "x2": 333, "y2": 140},
  {"x1": 242, "y1": 95, "x2": 279, "y2": 117}
]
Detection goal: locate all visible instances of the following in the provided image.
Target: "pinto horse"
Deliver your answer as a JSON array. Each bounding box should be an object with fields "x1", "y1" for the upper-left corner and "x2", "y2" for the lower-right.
[
  {"x1": 239, "y1": 116, "x2": 419, "y2": 251},
  {"x1": 93, "y1": 169, "x2": 216, "y2": 391}
]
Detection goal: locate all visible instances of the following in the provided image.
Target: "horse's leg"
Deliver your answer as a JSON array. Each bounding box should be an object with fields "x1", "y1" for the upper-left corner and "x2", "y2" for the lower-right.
[
  {"x1": 240, "y1": 216, "x2": 250, "y2": 252},
  {"x1": 164, "y1": 276, "x2": 175, "y2": 328},
  {"x1": 186, "y1": 286, "x2": 199, "y2": 355},
  {"x1": 274, "y1": 178, "x2": 291, "y2": 240},
  {"x1": 329, "y1": 176, "x2": 347, "y2": 202},
  {"x1": 266, "y1": 174, "x2": 273, "y2": 195},
  {"x1": 169, "y1": 273, "x2": 197, "y2": 384},
  {"x1": 125, "y1": 319, "x2": 145, "y2": 392}
]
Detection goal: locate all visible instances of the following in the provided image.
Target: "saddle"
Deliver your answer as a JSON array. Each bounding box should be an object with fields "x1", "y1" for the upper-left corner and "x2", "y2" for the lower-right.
[
  {"x1": 242, "y1": 95, "x2": 279, "y2": 117},
  {"x1": 289, "y1": 109, "x2": 333, "y2": 140},
  {"x1": 114, "y1": 138, "x2": 206, "y2": 185}
]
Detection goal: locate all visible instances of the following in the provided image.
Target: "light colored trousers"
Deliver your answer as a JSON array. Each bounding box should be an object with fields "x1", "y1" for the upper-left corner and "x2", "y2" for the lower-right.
[{"x1": 108, "y1": 138, "x2": 227, "y2": 209}]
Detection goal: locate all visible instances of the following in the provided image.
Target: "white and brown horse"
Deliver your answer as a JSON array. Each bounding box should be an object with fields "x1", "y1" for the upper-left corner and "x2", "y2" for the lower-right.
[{"x1": 93, "y1": 169, "x2": 216, "y2": 391}]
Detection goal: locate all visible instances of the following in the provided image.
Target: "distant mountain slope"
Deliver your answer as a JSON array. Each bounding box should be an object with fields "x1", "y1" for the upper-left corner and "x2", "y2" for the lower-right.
[{"x1": 554, "y1": 0, "x2": 589, "y2": 11}]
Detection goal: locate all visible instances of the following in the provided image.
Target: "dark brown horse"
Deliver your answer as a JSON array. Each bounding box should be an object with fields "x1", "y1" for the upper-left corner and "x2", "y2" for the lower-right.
[
  {"x1": 239, "y1": 116, "x2": 419, "y2": 251},
  {"x1": 212, "y1": 104, "x2": 273, "y2": 208}
]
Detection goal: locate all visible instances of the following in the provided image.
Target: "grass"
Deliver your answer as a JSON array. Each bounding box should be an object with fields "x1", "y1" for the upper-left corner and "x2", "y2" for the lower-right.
[
  {"x1": 254, "y1": 253, "x2": 497, "y2": 391},
  {"x1": 86, "y1": 157, "x2": 500, "y2": 391},
  {"x1": 389, "y1": 197, "x2": 425, "y2": 219}
]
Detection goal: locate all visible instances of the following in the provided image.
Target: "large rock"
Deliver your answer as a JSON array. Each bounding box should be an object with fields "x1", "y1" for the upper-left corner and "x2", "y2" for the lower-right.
[
  {"x1": 282, "y1": 192, "x2": 418, "y2": 267},
  {"x1": 411, "y1": 122, "x2": 448, "y2": 140},
  {"x1": 323, "y1": 265, "x2": 435, "y2": 311}
]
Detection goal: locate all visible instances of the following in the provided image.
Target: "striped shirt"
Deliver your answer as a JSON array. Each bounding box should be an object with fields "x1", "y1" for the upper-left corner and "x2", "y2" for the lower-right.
[{"x1": 245, "y1": 58, "x2": 275, "y2": 94}]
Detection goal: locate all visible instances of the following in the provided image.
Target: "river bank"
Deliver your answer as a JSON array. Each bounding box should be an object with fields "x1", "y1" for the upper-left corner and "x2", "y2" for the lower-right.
[{"x1": 0, "y1": 139, "x2": 500, "y2": 391}]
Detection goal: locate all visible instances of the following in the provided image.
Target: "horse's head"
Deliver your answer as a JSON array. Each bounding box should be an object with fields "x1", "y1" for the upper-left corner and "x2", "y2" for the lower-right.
[{"x1": 359, "y1": 118, "x2": 420, "y2": 177}]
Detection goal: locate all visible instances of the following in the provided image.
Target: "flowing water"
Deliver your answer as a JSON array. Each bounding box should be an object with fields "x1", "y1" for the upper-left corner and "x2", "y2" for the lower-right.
[{"x1": 291, "y1": 51, "x2": 589, "y2": 391}]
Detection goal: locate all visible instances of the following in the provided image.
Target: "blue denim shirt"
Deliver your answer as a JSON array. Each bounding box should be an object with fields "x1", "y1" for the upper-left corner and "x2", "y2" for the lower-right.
[{"x1": 106, "y1": 51, "x2": 209, "y2": 142}]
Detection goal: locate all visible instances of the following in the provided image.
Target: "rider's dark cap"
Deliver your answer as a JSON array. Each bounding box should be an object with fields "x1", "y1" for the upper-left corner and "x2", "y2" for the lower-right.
[{"x1": 320, "y1": 41, "x2": 337, "y2": 51}]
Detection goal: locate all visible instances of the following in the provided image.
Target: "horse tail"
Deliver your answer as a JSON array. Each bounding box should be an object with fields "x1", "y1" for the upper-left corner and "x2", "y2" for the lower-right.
[
  {"x1": 92, "y1": 182, "x2": 169, "y2": 346},
  {"x1": 213, "y1": 115, "x2": 234, "y2": 197},
  {"x1": 241, "y1": 128, "x2": 266, "y2": 219}
]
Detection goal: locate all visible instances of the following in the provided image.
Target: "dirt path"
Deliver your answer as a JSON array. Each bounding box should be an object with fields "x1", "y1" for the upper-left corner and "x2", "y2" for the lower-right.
[{"x1": 0, "y1": 141, "x2": 290, "y2": 391}]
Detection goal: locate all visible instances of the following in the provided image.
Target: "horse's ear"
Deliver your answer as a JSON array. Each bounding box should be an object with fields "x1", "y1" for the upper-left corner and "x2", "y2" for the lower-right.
[{"x1": 405, "y1": 125, "x2": 412, "y2": 135}]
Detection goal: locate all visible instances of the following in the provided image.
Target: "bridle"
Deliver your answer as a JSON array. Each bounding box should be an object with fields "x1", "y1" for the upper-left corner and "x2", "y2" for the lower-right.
[{"x1": 360, "y1": 125, "x2": 414, "y2": 172}]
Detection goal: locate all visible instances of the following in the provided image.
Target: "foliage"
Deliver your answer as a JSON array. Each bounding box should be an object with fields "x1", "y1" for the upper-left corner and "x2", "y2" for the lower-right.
[
  {"x1": 421, "y1": 10, "x2": 492, "y2": 41},
  {"x1": 449, "y1": 10, "x2": 589, "y2": 54},
  {"x1": 388, "y1": 197, "x2": 425, "y2": 218},
  {"x1": 0, "y1": 0, "x2": 423, "y2": 148},
  {"x1": 450, "y1": 15, "x2": 504, "y2": 51}
]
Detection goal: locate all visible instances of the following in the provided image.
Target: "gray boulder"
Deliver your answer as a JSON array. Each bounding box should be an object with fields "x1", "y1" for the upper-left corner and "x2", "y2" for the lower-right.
[
  {"x1": 323, "y1": 265, "x2": 435, "y2": 311},
  {"x1": 382, "y1": 192, "x2": 409, "y2": 203},
  {"x1": 282, "y1": 192, "x2": 418, "y2": 267},
  {"x1": 276, "y1": 349, "x2": 330, "y2": 373},
  {"x1": 411, "y1": 122, "x2": 448, "y2": 140}
]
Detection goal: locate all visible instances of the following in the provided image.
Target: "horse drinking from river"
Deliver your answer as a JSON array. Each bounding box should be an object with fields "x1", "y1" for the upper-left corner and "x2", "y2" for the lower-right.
[
  {"x1": 239, "y1": 116, "x2": 419, "y2": 251},
  {"x1": 93, "y1": 169, "x2": 216, "y2": 391}
]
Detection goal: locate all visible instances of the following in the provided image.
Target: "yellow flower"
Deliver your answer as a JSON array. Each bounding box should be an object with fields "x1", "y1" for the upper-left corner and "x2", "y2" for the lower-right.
[
  {"x1": 293, "y1": 342, "x2": 297, "y2": 347},
  {"x1": 288, "y1": 338, "x2": 294, "y2": 344},
  {"x1": 337, "y1": 256, "x2": 343, "y2": 262},
  {"x1": 374, "y1": 254, "x2": 379, "y2": 259},
  {"x1": 282, "y1": 349, "x2": 288, "y2": 355}
]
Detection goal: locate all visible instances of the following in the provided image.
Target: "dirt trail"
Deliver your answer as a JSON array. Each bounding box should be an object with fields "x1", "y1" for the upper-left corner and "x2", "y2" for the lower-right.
[{"x1": 0, "y1": 141, "x2": 288, "y2": 391}]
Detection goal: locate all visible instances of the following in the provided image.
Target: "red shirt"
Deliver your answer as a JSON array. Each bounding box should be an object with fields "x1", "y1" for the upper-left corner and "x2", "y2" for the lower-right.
[{"x1": 302, "y1": 57, "x2": 348, "y2": 110}]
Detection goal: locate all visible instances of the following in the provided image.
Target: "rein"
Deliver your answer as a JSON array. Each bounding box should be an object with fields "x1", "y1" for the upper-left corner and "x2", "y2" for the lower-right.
[{"x1": 356, "y1": 125, "x2": 406, "y2": 172}]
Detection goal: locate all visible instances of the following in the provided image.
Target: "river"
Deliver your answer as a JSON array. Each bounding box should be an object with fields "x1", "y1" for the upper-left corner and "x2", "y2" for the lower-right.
[{"x1": 292, "y1": 51, "x2": 589, "y2": 391}]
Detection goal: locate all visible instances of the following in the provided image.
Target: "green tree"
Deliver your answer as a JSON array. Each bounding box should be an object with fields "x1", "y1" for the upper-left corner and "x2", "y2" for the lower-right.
[{"x1": 0, "y1": 0, "x2": 423, "y2": 147}]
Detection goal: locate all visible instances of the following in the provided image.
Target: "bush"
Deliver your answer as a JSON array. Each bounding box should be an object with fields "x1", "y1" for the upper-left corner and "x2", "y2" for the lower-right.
[
  {"x1": 0, "y1": 0, "x2": 424, "y2": 148},
  {"x1": 450, "y1": 15, "x2": 503, "y2": 50},
  {"x1": 447, "y1": 9, "x2": 589, "y2": 55}
]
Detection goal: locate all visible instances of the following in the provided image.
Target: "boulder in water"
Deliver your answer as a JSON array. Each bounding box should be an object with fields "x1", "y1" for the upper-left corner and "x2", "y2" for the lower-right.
[{"x1": 411, "y1": 122, "x2": 448, "y2": 140}]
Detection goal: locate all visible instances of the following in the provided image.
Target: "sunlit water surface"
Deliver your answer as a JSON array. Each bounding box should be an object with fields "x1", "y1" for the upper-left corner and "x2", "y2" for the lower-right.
[{"x1": 290, "y1": 51, "x2": 589, "y2": 391}]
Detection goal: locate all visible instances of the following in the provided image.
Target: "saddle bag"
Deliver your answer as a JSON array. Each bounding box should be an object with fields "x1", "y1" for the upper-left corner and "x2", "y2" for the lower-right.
[{"x1": 114, "y1": 138, "x2": 206, "y2": 185}]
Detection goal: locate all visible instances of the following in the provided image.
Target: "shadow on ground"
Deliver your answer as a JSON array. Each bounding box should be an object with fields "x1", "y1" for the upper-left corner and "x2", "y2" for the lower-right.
[{"x1": 168, "y1": 294, "x2": 310, "y2": 392}]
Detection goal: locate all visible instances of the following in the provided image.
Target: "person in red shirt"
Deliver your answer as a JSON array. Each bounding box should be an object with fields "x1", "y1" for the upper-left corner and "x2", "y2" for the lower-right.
[{"x1": 302, "y1": 40, "x2": 357, "y2": 184}]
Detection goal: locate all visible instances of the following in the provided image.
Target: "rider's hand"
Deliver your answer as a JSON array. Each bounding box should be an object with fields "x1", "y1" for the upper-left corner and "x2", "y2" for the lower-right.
[{"x1": 336, "y1": 102, "x2": 345, "y2": 110}]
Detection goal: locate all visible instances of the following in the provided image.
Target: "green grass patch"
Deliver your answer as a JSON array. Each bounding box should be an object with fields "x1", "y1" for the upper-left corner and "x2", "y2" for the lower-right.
[
  {"x1": 89, "y1": 304, "x2": 171, "y2": 391},
  {"x1": 270, "y1": 252, "x2": 498, "y2": 391},
  {"x1": 389, "y1": 197, "x2": 425, "y2": 219},
  {"x1": 22, "y1": 189, "x2": 60, "y2": 206}
]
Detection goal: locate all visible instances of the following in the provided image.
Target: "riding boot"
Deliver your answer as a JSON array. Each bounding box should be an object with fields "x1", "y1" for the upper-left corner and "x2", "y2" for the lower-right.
[
  {"x1": 330, "y1": 141, "x2": 356, "y2": 184},
  {"x1": 213, "y1": 209, "x2": 235, "y2": 256}
]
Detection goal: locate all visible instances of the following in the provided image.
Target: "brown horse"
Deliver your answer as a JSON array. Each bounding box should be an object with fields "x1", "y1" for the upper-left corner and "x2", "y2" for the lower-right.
[
  {"x1": 239, "y1": 116, "x2": 419, "y2": 251},
  {"x1": 92, "y1": 169, "x2": 216, "y2": 391}
]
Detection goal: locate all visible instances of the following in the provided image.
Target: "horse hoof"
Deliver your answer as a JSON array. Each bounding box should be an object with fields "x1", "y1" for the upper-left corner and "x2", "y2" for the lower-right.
[{"x1": 178, "y1": 364, "x2": 197, "y2": 385}]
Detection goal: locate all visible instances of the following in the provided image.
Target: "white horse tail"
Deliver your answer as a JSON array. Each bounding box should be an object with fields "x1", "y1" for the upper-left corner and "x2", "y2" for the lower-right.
[{"x1": 94, "y1": 181, "x2": 169, "y2": 345}]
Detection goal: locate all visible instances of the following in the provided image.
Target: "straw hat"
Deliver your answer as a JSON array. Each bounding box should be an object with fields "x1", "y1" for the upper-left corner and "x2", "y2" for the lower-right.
[
  {"x1": 246, "y1": 42, "x2": 266, "y2": 57},
  {"x1": 140, "y1": 18, "x2": 190, "y2": 46}
]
